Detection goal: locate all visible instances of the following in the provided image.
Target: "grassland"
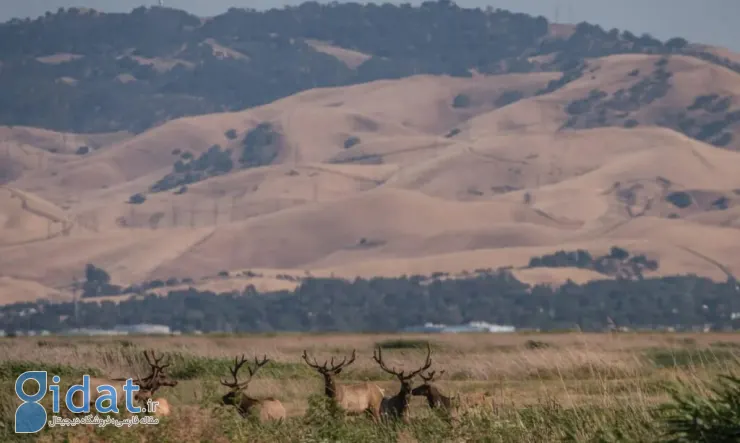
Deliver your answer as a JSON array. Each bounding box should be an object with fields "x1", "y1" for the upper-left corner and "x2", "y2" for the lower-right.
[{"x1": 1, "y1": 332, "x2": 739, "y2": 442}]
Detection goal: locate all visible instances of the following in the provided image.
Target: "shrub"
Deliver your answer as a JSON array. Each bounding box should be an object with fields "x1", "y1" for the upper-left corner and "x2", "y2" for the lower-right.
[
  {"x1": 375, "y1": 339, "x2": 435, "y2": 350},
  {"x1": 75, "y1": 146, "x2": 89, "y2": 155},
  {"x1": 660, "y1": 373, "x2": 740, "y2": 442},
  {"x1": 524, "y1": 340, "x2": 551, "y2": 350},
  {"x1": 240, "y1": 122, "x2": 280, "y2": 167},
  {"x1": 609, "y1": 246, "x2": 630, "y2": 260},
  {"x1": 494, "y1": 90, "x2": 524, "y2": 107},
  {"x1": 665, "y1": 191, "x2": 693, "y2": 209},
  {"x1": 452, "y1": 93, "x2": 471, "y2": 108},
  {"x1": 624, "y1": 119, "x2": 639, "y2": 128},
  {"x1": 343, "y1": 136, "x2": 361, "y2": 149},
  {"x1": 225, "y1": 129, "x2": 238, "y2": 140},
  {"x1": 128, "y1": 193, "x2": 146, "y2": 204},
  {"x1": 712, "y1": 196, "x2": 730, "y2": 210},
  {"x1": 445, "y1": 128, "x2": 461, "y2": 138}
]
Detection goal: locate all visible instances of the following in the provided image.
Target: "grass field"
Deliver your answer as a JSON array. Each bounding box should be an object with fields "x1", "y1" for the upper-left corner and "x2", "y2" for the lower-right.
[{"x1": 1, "y1": 332, "x2": 739, "y2": 442}]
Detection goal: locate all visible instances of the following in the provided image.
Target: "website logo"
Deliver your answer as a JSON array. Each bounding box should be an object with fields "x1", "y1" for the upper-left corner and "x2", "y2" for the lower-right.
[{"x1": 15, "y1": 371, "x2": 147, "y2": 434}]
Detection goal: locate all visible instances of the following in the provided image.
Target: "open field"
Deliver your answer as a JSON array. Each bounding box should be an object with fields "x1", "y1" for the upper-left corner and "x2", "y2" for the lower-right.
[{"x1": 2, "y1": 332, "x2": 739, "y2": 442}]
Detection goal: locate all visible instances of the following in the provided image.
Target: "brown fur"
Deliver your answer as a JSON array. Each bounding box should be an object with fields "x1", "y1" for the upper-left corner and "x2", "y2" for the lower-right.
[
  {"x1": 411, "y1": 370, "x2": 453, "y2": 412},
  {"x1": 302, "y1": 349, "x2": 384, "y2": 421},
  {"x1": 373, "y1": 343, "x2": 432, "y2": 423},
  {"x1": 221, "y1": 354, "x2": 286, "y2": 423},
  {"x1": 147, "y1": 397, "x2": 171, "y2": 417}
]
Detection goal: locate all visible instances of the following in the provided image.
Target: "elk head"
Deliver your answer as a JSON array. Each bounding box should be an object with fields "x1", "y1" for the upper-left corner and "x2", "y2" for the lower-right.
[
  {"x1": 220, "y1": 354, "x2": 270, "y2": 407},
  {"x1": 301, "y1": 349, "x2": 356, "y2": 398},
  {"x1": 411, "y1": 369, "x2": 451, "y2": 409},
  {"x1": 134, "y1": 350, "x2": 177, "y2": 402},
  {"x1": 374, "y1": 343, "x2": 432, "y2": 398}
]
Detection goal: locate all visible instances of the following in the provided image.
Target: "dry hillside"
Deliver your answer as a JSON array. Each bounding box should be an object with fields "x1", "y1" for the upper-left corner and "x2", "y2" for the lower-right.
[{"x1": 2, "y1": 52, "x2": 740, "y2": 304}]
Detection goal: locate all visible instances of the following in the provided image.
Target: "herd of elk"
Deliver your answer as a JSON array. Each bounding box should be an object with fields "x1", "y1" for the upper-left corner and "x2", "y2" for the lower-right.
[
  {"x1": 60, "y1": 345, "x2": 459, "y2": 424},
  {"x1": 302, "y1": 349, "x2": 385, "y2": 421},
  {"x1": 220, "y1": 354, "x2": 286, "y2": 422}
]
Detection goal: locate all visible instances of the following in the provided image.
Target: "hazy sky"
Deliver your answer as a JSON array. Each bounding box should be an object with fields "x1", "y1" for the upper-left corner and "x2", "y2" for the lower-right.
[{"x1": 2, "y1": 0, "x2": 738, "y2": 51}]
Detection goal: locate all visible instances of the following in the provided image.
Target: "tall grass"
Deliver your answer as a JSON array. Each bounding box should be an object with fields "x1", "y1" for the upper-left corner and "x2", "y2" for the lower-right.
[{"x1": 0, "y1": 332, "x2": 738, "y2": 442}]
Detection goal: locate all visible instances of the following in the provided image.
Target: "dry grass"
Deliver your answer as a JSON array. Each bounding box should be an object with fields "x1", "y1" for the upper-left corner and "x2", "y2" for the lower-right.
[
  {"x1": 1, "y1": 332, "x2": 737, "y2": 442},
  {"x1": 2, "y1": 53, "x2": 740, "y2": 302}
]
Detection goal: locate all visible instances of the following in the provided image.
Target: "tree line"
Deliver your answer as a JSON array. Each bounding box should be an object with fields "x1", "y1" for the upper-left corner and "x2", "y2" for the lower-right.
[{"x1": 2, "y1": 270, "x2": 739, "y2": 334}]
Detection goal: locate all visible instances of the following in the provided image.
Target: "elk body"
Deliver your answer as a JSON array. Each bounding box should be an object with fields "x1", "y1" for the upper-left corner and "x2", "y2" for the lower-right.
[
  {"x1": 373, "y1": 344, "x2": 432, "y2": 423},
  {"x1": 220, "y1": 354, "x2": 286, "y2": 423},
  {"x1": 411, "y1": 370, "x2": 453, "y2": 412},
  {"x1": 66, "y1": 350, "x2": 177, "y2": 415},
  {"x1": 302, "y1": 349, "x2": 384, "y2": 421},
  {"x1": 149, "y1": 397, "x2": 171, "y2": 417}
]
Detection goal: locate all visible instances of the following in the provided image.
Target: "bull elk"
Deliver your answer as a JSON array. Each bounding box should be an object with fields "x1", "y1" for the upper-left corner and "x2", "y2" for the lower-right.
[
  {"x1": 411, "y1": 370, "x2": 453, "y2": 412},
  {"x1": 302, "y1": 349, "x2": 384, "y2": 421},
  {"x1": 372, "y1": 343, "x2": 432, "y2": 423},
  {"x1": 131, "y1": 351, "x2": 179, "y2": 416},
  {"x1": 66, "y1": 350, "x2": 177, "y2": 415},
  {"x1": 220, "y1": 354, "x2": 286, "y2": 423}
]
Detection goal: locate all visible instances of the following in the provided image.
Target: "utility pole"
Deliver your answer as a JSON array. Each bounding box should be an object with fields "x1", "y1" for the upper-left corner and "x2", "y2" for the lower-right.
[
  {"x1": 189, "y1": 201, "x2": 195, "y2": 228},
  {"x1": 72, "y1": 277, "x2": 80, "y2": 327},
  {"x1": 213, "y1": 199, "x2": 219, "y2": 226}
]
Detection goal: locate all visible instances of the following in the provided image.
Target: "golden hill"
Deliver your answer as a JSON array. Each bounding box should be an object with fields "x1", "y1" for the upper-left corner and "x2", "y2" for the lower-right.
[{"x1": 2, "y1": 52, "x2": 740, "y2": 304}]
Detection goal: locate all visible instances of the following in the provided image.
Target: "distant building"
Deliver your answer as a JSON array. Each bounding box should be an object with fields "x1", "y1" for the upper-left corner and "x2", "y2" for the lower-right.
[
  {"x1": 60, "y1": 324, "x2": 171, "y2": 336},
  {"x1": 401, "y1": 321, "x2": 515, "y2": 333},
  {"x1": 114, "y1": 324, "x2": 171, "y2": 335}
]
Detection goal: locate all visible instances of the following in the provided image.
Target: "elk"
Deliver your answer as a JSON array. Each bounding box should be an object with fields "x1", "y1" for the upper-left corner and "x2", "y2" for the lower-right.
[
  {"x1": 372, "y1": 343, "x2": 432, "y2": 423},
  {"x1": 411, "y1": 370, "x2": 454, "y2": 412},
  {"x1": 302, "y1": 349, "x2": 384, "y2": 421},
  {"x1": 220, "y1": 354, "x2": 286, "y2": 423},
  {"x1": 146, "y1": 397, "x2": 171, "y2": 417},
  {"x1": 130, "y1": 353, "x2": 179, "y2": 417},
  {"x1": 66, "y1": 350, "x2": 177, "y2": 415}
]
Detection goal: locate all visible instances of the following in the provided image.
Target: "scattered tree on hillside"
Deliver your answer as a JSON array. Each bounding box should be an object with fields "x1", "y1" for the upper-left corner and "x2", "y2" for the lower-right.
[
  {"x1": 150, "y1": 144, "x2": 234, "y2": 192},
  {"x1": 239, "y1": 123, "x2": 280, "y2": 167},
  {"x1": 527, "y1": 246, "x2": 658, "y2": 280},
  {"x1": 128, "y1": 193, "x2": 146, "y2": 204}
]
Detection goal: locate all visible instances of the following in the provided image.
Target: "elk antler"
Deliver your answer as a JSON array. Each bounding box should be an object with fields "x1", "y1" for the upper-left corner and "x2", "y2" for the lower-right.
[
  {"x1": 220, "y1": 354, "x2": 270, "y2": 389},
  {"x1": 419, "y1": 369, "x2": 445, "y2": 384},
  {"x1": 373, "y1": 343, "x2": 432, "y2": 381},
  {"x1": 302, "y1": 349, "x2": 357, "y2": 373},
  {"x1": 138, "y1": 350, "x2": 176, "y2": 393},
  {"x1": 144, "y1": 349, "x2": 171, "y2": 372}
]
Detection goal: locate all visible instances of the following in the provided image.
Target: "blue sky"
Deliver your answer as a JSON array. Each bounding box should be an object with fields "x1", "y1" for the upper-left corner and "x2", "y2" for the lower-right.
[{"x1": 2, "y1": 0, "x2": 738, "y2": 51}]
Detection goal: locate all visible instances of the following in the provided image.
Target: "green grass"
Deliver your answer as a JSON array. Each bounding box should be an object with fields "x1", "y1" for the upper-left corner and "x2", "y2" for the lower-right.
[
  {"x1": 167, "y1": 354, "x2": 315, "y2": 380},
  {"x1": 374, "y1": 339, "x2": 439, "y2": 350},
  {"x1": 0, "y1": 361, "x2": 102, "y2": 380},
  {"x1": 644, "y1": 347, "x2": 739, "y2": 369}
]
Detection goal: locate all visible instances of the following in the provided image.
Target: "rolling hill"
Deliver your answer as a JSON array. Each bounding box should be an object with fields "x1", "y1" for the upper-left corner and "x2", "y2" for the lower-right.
[{"x1": 1, "y1": 4, "x2": 740, "y2": 305}]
